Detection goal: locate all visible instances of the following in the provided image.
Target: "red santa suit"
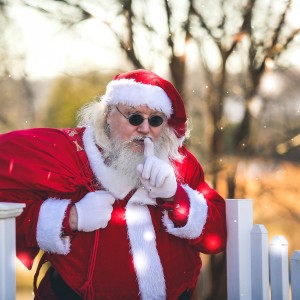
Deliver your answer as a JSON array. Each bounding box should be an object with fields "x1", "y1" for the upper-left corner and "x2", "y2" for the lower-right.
[
  {"x1": 0, "y1": 125, "x2": 226, "y2": 299},
  {"x1": 0, "y1": 70, "x2": 226, "y2": 300}
]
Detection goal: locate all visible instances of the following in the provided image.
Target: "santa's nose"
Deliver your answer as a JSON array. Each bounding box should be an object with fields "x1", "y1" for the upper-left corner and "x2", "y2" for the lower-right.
[{"x1": 137, "y1": 119, "x2": 150, "y2": 134}]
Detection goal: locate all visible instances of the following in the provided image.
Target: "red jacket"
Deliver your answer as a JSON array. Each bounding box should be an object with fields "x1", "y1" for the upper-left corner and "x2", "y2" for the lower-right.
[{"x1": 0, "y1": 126, "x2": 226, "y2": 300}]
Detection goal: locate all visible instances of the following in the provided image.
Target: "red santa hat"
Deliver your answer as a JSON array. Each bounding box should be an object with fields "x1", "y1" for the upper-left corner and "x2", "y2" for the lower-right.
[{"x1": 102, "y1": 69, "x2": 187, "y2": 139}]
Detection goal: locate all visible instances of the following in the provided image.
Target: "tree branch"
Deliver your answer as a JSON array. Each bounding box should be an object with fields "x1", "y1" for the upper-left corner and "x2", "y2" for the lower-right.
[{"x1": 269, "y1": 0, "x2": 292, "y2": 54}]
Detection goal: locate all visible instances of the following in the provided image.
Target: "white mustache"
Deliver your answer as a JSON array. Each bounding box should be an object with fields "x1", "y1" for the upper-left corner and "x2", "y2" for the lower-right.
[{"x1": 129, "y1": 136, "x2": 153, "y2": 143}]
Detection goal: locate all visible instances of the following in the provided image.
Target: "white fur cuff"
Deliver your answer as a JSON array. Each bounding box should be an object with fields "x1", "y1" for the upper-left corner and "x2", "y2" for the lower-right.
[
  {"x1": 162, "y1": 184, "x2": 208, "y2": 239},
  {"x1": 37, "y1": 198, "x2": 71, "y2": 254}
]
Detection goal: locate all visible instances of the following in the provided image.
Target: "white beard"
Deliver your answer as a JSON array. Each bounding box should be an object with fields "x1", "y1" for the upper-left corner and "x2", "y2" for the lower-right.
[{"x1": 103, "y1": 136, "x2": 170, "y2": 189}]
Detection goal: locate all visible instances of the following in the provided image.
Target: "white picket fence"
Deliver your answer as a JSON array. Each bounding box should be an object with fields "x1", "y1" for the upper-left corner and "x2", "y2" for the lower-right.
[
  {"x1": 227, "y1": 199, "x2": 300, "y2": 300},
  {"x1": 0, "y1": 199, "x2": 299, "y2": 300}
]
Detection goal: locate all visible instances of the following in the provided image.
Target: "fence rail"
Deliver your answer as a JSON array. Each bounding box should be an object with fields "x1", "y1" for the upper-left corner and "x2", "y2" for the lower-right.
[
  {"x1": 227, "y1": 199, "x2": 300, "y2": 300},
  {"x1": 1, "y1": 200, "x2": 300, "y2": 299}
]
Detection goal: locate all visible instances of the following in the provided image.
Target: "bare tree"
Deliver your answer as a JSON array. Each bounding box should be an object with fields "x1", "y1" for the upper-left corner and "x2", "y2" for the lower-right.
[{"x1": 184, "y1": 0, "x2": 300, "y2": 184}]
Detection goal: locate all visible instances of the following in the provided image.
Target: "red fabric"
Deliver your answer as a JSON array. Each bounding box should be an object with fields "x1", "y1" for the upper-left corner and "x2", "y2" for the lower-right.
[
  {"x1": 0, "y1": 127, "x2": 226, "y2": 299},
  {"x1": 113, "y1": 69, "x2": 187, "y2": 138},
  {"x1": 62, "y1": 204, "x2": 75, "y2": 237},
  {"x1": 157, "y1": 183, "x2": 190, "y2": 227}
]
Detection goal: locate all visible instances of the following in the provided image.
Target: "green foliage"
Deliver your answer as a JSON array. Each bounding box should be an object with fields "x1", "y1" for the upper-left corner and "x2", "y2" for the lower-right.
[{"x1": 44, "y1": 72, "x2": 114, "y2": 128}]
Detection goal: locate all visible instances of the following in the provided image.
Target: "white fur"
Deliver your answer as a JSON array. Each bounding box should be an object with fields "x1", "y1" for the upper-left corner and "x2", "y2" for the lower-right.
[
  {"x1": 37, "y1": 198, "x2": 71, "y2": 254},
  {"x1": 129, "y1": 187, "x2": 157, "y2": 206},
  {"x1": 102, "y1": 79, "x2": 173, "y2": 117},
  {"x1": 162, "y1": 184, "x2": 208, "y2": 239},
  {"x1": 178, "y1": 135, "x2": 185, "y2": 147},
  {"x1": 83, "y1": 125, "x2": 136, "y2": 199},
  {"x1": 126, "y1": 188, "x2": 166, "y2": 299}
]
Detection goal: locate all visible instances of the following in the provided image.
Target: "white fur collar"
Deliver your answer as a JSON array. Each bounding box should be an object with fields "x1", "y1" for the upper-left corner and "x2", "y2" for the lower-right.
[
  {"x1": 82, "y1": 125, "x2": 136, "y2": 199},
  {"x1": 126, "y1": 188, "x2": 166, "y2": 299}
]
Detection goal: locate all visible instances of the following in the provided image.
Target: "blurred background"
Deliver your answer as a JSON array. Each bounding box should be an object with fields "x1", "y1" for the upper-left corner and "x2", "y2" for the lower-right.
[{"x1": 1, "y1": 0, "x2": 299, "y2": 299}]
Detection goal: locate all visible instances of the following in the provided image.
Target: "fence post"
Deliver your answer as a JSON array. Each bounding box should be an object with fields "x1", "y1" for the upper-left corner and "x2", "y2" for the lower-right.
[
  {"x1": 251, "y1": 224, "x2": 269, "y2": 300},
  {"x1": 291, "y1": 250, "x2": 300, "y2": 300},
  {"x1": 269, "y1": 236, "x2": 289, "y2": 300},
  {"x1": 226, "y1": 199, "x2": 253, "y2": 300},
  {"x1": 0, "y1": 202, "x2": 25, "y2": 300}
]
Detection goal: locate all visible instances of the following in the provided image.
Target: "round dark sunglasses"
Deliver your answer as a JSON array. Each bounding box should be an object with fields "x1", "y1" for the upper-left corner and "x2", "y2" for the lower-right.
[{"x1": 116, "y1": 106, "x2": 165, "y2": 127}]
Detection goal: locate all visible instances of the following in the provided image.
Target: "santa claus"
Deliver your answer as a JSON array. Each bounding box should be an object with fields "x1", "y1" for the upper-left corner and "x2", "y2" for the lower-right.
[{"x1": 0, "y1": 69, "x2": 226, "y2": 300}]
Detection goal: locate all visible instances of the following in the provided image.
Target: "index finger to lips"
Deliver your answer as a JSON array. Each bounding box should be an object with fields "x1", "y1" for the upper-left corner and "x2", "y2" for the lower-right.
[
  {"x1": 144, "y1": 137, "x2": 154, "y2": 158},
  {"x1": 141, "y1": 156, "x2": 154, "y2": 180}
]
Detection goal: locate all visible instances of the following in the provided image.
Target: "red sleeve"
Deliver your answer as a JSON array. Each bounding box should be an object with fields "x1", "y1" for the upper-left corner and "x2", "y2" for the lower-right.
[
  {"x1": 164, "y1": 147, "x2": 227, "y2": 254},
  {"x1": 157, "y1": 184, "x2": 190, "y2": 227},
  {"x1": 0, "y1": 189, "x2": 44, "y2": 269}
]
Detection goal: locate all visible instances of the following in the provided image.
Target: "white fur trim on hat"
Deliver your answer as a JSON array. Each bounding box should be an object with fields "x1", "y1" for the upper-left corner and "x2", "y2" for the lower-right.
[
  {"x1": 102, "y1": 79, "x2": 173, "y2": 117},
  {"x1": 162, "y1": 184, "x2": 208, "y2": 239},
  {"x1": 37, "y1": 198, "x2": 71, "y2": 254}
]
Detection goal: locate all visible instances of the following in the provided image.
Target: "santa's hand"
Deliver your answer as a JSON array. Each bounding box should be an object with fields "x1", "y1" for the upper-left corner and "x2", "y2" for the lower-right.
[
  {"x1": 137, "y1": 138, "x2": 177, "y2": 199},
  {"x1": 75, "y1": 191, "x2": 115, "y2": 232}
]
